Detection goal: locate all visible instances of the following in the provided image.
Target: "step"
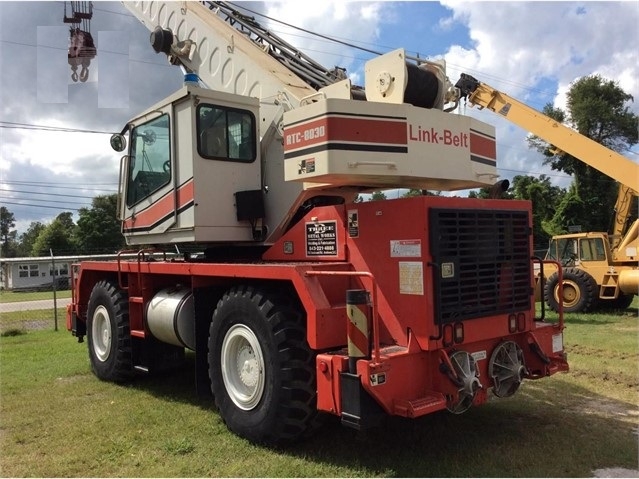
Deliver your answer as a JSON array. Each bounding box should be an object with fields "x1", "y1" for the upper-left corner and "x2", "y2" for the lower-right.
[{"x1": 394, "y1": 395, "x2": 447, "y2": 418}]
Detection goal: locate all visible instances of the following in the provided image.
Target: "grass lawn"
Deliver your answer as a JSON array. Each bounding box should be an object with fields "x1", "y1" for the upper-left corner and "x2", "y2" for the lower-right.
[
  {"x1": 0, "y1": 308, "x2": 67, "y2": 334},
  {"x1": 0, "y1": 290, "x2": 72, "y2": 303},
  {"x1": 0, "y1": 301, "x2": 637, "y2": 477}
]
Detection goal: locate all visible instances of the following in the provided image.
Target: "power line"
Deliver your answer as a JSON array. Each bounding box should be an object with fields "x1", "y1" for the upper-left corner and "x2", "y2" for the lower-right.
[
  {"x1": 0, "y1": 39, "x2": 173, "y2": 69},
  {"x1": 2, "y1": 180, "x2": 116, "y2": 186},
  {"x1": 0, "y1": 188, "x2": 101, "y2": 199},
  {"x1": 1, "y1": 182, "x2": 117, "y2": 194},
  {"x1": 0, "y1": 195, "x2": 91, "y2": 206},
  {"x1": 0, "y1": 121, "x2": 114, "y2": 135},
  {"x1": 2, "y1": 201, "x2": 81, "y2": 212}
]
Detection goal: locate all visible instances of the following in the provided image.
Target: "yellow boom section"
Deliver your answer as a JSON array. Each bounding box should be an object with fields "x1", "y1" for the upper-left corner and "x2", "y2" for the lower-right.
[{"x1": 455, "y1": 73, "x2": 639, "y2": 192}]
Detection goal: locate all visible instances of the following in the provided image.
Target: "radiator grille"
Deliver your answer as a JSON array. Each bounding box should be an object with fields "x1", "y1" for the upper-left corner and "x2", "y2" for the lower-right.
[{"x1": 429, "y1": 208, "x2": 531, "y2": 324}]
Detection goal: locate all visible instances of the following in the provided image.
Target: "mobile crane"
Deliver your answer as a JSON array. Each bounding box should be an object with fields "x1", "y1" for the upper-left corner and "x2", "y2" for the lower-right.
[
  {"x1": 66, "y1": 1, "x2": 568, "y2": 444},
  {"x1": 455, "y1": 74, "x2": 639, "y2": 313}
]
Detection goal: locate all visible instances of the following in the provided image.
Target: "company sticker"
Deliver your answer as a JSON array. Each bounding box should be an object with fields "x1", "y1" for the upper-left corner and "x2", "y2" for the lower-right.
[{"x1": 306, "y1": 220, "x2": 338, "y2": 256}]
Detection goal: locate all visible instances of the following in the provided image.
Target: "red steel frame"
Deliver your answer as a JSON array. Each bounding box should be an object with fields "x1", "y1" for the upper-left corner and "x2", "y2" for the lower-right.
[{"x1": 67, "y1": 195, "x2": 568, "y2": 420}]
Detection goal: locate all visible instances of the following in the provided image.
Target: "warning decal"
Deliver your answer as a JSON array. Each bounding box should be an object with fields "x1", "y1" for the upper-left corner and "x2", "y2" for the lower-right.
[
  {"x1": 306, "y1": 220, "x2": 338, "y2": 256},
  {"x1": 390, "y1": 239, "x2": 421, "y2": 258},
  {"x1": 399, "y1": 261, "x2": 424, "y2": 295},
  {"x1": 347, "y1": 209, "x2": 359, "y2": 238}
]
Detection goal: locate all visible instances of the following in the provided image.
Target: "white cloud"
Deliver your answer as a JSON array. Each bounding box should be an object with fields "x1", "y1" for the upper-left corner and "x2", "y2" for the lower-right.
[
  {"x1": 438, "y1": 0, "x2": 639, "y2": 189},
  {"x1": 262, "y1": 1, "x2": 385, "y2": 76},
  {"x1": 441, "y1": 1, "x2": 639, "y2": 104}
]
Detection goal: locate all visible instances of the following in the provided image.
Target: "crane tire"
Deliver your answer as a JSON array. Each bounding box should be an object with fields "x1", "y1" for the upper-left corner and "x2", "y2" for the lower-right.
[
  {"x1": 208, "y1": 285, "x2": 318, "y2": 445},
  {"x1": 86, "y1": 280, "x2": 134, "y2": 382},
  {"x1": 544, "y1": 267, "x2": 598, "y2": 313}
]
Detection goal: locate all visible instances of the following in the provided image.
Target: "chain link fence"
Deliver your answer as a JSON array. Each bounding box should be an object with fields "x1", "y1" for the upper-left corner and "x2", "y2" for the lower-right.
[
  {"x1": 0, "y1": 290, "x2": 70, "y2": 335},
  {"x1": 1, "y1": 254, "x2": 72, "y2": 335}
]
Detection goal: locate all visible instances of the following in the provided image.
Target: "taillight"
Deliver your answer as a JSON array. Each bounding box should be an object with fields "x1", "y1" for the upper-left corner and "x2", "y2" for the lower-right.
[
  {"x1": 454, "y1": 322, "x2": 464, "y2": 343},
  {"x1": 508, "y1": 314, "x2": 517, "y2": 333}
]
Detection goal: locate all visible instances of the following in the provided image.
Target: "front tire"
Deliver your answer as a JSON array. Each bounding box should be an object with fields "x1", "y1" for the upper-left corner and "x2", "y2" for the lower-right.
[
  {"x1": 86, "y1": 280, "x2": 133, "y2": 382},
  {"x1": 208, "y1": 285, "x2": 317, "y2": 444},
  {"x1": 545, "y1": 267, "x2": 598, "y2": 313}
]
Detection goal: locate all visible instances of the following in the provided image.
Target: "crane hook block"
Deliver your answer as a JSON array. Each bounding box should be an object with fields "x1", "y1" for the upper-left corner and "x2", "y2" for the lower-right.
[{"x1": 150, "y1": 26, "x2": 174, "y2": 55}]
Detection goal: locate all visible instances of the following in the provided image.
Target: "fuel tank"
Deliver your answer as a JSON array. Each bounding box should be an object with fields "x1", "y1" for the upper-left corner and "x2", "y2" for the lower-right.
[{"x1": 146, "y1": 287, "x2": 195, "y2": 350}]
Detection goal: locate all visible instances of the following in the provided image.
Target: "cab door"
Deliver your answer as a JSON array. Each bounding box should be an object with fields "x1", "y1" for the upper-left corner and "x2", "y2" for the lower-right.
[{"x1": 120, "y1": 107, "x2": 176, "y2": 240}]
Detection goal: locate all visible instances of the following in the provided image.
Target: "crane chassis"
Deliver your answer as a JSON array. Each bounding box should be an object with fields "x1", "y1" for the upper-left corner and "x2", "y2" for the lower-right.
[{"x1": 66, "y1": 1, "x2": 568, "y2": 444}]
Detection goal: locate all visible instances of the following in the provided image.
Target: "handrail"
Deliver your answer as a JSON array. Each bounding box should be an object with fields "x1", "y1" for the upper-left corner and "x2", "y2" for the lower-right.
[{"x1": 116, "y1": 248, "x2": 168, "y2": 292}]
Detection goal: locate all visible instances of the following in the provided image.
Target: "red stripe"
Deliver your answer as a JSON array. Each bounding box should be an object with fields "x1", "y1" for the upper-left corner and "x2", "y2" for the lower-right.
[
  {"x1": 328, "y1": 117, "x2": 406, "y2": 144},
  {"x1": 285, "y1": 116, "x2": 407, "y2": 151},
  {"x1": 123, "y1": 179, "x2": 194, "y2": 231},
  {"x1": 470, "y1": 132, "x2": 496, "y2": 159}
]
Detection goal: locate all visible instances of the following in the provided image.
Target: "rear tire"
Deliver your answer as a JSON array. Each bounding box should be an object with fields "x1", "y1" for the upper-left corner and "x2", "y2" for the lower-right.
[
  {"x1": 208, "y1": 285, "x2": 317, "y2": 444},
  {"x1": 544, "y1": 267, "x2": 598, "y2": 313},
  {"x1": 86, "y1": 280, "x2": 133, "y2": 382}
]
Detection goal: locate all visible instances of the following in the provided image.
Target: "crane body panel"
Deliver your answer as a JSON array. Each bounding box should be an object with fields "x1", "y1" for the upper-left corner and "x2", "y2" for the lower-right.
[
  {"x1": 66, "y1": 2, "x2": 568, "y2": 444},
  {"x1": 283, "y1": 98, "x2": 497, "y2": 190}
]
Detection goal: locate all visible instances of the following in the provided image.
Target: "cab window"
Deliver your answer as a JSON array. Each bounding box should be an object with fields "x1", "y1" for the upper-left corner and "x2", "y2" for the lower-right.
[
  {"x1": 126, "y1": 114, "x2": 171, "y2": 207},
  {"x1": 197, "y1": 105, "x2": 256, "y2": 162},
  {"x1": 579, "y1": 237, "x2": 606, "y2": 261},
  {"x1": 547, "y1": 238, "x2": 578, "y2": 266}
]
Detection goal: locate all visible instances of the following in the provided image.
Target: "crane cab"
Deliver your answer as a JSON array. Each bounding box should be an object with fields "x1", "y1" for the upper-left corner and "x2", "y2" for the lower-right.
[{"x1": 113, "y1": 86, "x2": 264, "y2": 245}]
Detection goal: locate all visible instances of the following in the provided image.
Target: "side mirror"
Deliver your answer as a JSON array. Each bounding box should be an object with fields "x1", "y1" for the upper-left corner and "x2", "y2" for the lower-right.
[{"x1": 110, "y1": 133, "x2": 126, "y2": 152}]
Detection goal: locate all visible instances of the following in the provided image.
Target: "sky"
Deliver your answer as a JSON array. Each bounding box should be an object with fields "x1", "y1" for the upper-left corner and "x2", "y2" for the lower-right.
[{"x1": 1, "y1": 0, "x2": 638, "y2": 235}]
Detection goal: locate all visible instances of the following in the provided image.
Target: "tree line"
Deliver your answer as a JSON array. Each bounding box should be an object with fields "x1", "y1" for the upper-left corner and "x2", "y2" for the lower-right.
[
  {"x1": 1, "y1": 194, "x2": 126, "y2": 258},
  {"x1": 1, "y1": 75, "x2": 636, "y2": 257}
]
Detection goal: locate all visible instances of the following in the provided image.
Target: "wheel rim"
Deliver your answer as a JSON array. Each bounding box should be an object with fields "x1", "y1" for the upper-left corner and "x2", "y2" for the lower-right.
[
  {"x1": 555, "y1": 279, "x2": 581, "y2": 308},
  {"x1": 221, "y1": 324, "x2": 265, "y2": 411},
  {"x1": 91, "y1": 305, "x2": 112, "y2": 362},
  {"x1": 489, "y1": 341, "x2": 526, "y2": 398},
  {"x1": 446, "y1": 351, "x2": 481, "y2": 414}
]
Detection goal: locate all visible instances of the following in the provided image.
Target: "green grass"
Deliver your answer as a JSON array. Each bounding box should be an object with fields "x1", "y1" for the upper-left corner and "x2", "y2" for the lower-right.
[
  {"x1": 0, "y1": 303, "x2": 637, "y2": 477},
  {"x1": 0, "y1": 309, "x2": 66, "y2": 335},
  {"x1": 538, "y1": 298, "x2": 639, "y2": 405},
  {"x1": 0, "y1": 290, "x2": 72, "y2": 303}
]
